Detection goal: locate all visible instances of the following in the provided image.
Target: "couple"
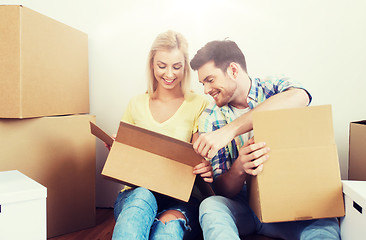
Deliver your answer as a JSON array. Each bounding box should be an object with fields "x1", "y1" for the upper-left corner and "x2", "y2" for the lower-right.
[{"x1": 110, "y1": 30, "x2": 341, "y2": 240}]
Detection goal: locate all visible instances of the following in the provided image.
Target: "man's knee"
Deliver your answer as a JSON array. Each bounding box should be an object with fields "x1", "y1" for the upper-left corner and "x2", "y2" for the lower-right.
[{"x1": 199, "y1": 195, "x2": 228, "y2": 219}]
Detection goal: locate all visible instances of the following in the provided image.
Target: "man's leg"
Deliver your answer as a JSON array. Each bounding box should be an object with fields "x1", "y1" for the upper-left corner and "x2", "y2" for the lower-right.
[
  {"x1": 199, "y1": 194, "x2": 258, "y2": 240},
  {"x1": 257, "y1": 217, "x2": 340, "y2": 240},
  {"x1": 300, "y1": 218, "x2": 340, "y2": 240}
]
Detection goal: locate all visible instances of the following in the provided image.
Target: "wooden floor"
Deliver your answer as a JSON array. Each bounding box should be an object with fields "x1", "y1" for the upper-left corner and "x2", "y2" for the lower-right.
[
  {"x1": 49, "y1": 208, "x2": 115, "y2": 240},
  {"x1": 48, "y1": 208, "x2": 276, "y2": 240}
]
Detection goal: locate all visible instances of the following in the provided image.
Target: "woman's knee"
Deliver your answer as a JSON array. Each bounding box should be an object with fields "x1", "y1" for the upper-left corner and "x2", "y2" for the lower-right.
[
  {"x1": 158, "y1": 210, "x2": 186, "y2": 224},
  {"x1": 124, "y1": 187, "x2": 157, "y2": 213}
]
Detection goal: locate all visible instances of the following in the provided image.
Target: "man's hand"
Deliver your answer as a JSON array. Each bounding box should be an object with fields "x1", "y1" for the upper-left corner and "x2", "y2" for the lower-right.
[
  {"x1": 233, "y1": 138, "x2": 270, "y2": 176},
  {"x1": 193, "y1": 159, "x2": 213, "y2": 183},
  {"x1": 193, "y1": 126, "x2": 235, "y2": 159},
  {"x1": 212, "y1": 138, "x2": 269, "y2": 197}
]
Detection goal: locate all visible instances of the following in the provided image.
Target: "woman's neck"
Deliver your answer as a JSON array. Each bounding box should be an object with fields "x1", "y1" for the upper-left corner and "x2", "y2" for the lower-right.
[{"x1": 152, "y1": 87, "x2": 184, "y2": 102}]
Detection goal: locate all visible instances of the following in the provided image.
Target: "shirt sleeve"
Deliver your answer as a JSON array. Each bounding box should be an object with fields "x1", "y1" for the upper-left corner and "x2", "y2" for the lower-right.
[
  {"x1": 198, "y1": 105, "x2": 231, "y2": 179},
  {"x1": 251, "y1": 75, "x2": 312, "y2": 107}
]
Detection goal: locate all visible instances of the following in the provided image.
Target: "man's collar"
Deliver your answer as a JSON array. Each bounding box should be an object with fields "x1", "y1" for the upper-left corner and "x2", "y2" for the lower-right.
[{"x1": 248, "y1": 77, "x2": 258, "y2": 102}]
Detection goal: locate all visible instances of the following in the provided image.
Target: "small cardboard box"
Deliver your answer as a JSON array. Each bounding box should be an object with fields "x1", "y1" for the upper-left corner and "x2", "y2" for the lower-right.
[
  {"x1": 0, "y1": 115, "x2": 96, "y2": 238},
  {"x1": 91, "y1": 121, "x2": 213, "y2": 202},
  {"x1": 249, "y1": 105, "x2": 344, "y2": 223},
  {"x1": 0, "y1": 170, "x2": 47, "y2": 240},
  {"x1": 0, "y1": 5, "x2": 89, "y2": 118},
  {"x1": 348, "y1": 120, "x2": 366, "y2": 181},
  {"x1": 341, "y1": 180, "x2": 366, "y2": 240}
]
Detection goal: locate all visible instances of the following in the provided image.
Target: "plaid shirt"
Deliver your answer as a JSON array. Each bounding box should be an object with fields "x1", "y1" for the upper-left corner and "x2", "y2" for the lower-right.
[{"x1": 198, "y1": 75, "x2": 311, "y2": 179}]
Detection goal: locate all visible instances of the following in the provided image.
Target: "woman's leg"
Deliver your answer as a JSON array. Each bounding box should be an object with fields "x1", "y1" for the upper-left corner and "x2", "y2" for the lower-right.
[
  {"x1": 149, "y1": 197, "x2": 199, "y2": 240},
  {"x1": 112, "y1": 187, "x2": 158, "y2": 240}
]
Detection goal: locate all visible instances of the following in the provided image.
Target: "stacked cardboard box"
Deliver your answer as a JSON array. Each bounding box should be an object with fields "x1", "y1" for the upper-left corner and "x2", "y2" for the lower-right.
[
  {"x1": 0, "y1": 5, "x2": 95, "y2": 238},
  {"x1": 348, "y1": 120, "x2": 366, "y2": 181}
]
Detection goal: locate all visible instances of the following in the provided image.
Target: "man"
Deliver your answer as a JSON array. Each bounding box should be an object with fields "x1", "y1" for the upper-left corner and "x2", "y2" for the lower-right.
[{"x1": 190, "y1": 40, "x2": 340, "y2": 239}]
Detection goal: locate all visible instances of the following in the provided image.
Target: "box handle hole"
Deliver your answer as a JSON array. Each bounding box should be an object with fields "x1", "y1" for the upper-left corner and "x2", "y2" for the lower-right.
[{"x1": 353, "y1": 201, "x2": 362, "y2": 214}]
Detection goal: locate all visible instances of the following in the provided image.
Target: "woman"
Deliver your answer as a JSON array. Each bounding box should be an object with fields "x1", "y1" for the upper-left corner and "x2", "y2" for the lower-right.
[{"x1": 111, "y1": 30, "x2": 213, "y2": 240}]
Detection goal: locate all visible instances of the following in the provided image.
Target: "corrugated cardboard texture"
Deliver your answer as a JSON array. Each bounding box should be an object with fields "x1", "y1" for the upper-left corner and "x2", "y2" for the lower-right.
[
  {"x1": 0, "y1": 6, "x2": 21, "y2": 116},
  {"x1": 102, "y1": 122, "x2": 203, "y2": 202},
  {"x1": 348, "y1": 121, "x2": 366, "y2": 180},
  {"x1": 0, "y1": 5, "x2": 89, "y2": 118},
  {"x1": 0, "y1": 115, "x2": 96, "y2": 238},
  {"x1": 250, "y1": 105, "x2": 344, "y2": 223}
]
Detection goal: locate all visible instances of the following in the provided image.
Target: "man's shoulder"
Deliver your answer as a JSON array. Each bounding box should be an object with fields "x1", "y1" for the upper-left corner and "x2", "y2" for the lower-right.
[
  {"x1": 201, "y1": 101, "x2": 221, "y2": 116},
  {"x1": 198, "y1": 102, "x2": 228, "y2": 130},
  {"x1": 252, "y1": 74, "x2": 291, "y2": 84}
]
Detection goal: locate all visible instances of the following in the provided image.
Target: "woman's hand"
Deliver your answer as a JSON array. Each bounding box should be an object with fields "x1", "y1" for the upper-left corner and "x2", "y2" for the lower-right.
[
  {"x1": 104, "y1": 134, "x2": 116, "y2": 151},
  {"x1": 193, "y1": 159, "x2": 213, "y2": 183}
]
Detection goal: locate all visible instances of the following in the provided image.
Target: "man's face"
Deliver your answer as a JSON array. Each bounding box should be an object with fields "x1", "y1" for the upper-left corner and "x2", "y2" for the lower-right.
[{"x1": 198, "y1": 61, "x2": 237, "y2": 107}]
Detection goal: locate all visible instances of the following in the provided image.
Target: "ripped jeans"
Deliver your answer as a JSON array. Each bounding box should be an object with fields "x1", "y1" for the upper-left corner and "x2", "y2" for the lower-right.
[{"x1": 112, "y1": 187, "x2": 200, "y2": 240}]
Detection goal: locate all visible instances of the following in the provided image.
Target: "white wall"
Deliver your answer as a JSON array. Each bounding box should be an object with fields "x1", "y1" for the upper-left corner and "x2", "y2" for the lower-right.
[{"x1": 2, "y1": 0, "x2": 365, "y2": 207}]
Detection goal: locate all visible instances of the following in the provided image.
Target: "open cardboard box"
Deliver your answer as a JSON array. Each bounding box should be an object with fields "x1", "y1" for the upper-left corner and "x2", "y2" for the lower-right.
[
  {"x1": 249, "y1": 105, "x2": 344, "y2": 223},
  {"x1": 348, "y1": 120, "x2": 366, "y2": 181},
  {"x1": 91, "y1": 121, "x2": 214, "y2": 202}
]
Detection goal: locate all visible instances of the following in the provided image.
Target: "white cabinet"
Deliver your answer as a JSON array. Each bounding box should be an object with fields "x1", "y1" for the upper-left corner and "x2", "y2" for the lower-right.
[{"x1": 0, "y1": 170, "x2": 47, "y2": 240}]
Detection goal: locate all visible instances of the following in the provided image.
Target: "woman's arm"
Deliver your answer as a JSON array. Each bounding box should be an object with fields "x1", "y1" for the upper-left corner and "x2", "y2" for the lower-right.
[{"x1": 191, "y1": 132, "x2": 213, "y2": 183}]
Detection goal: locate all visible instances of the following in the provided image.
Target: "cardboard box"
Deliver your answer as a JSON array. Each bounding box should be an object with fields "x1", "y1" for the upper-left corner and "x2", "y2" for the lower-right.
[
  {"x1": 0, "y1": 170, "x2": 47, "y2": 240},
  {"x1": 249, "y1": 105, "x2": 344, "y2": 223},
  {"x1": 0, "y1": 115, "x2": 96, "y2": 238},
  {"x1": 0, "y1": 5, "x2": 89, "y2": 118},
  {"x1": 340, "y1": 180, "x2": 366, "y2": 240},
  {"x1": 348, "y1": 120, "x2": 366, "y2": 180},
  {"x1": 91, "y1": 121, "x2": 214, "y2": 202}
]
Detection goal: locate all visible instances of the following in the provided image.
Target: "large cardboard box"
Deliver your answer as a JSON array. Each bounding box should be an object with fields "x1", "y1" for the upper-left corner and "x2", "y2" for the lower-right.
[
  {"x1": 0, "y1": 170, "x2": 47, "y2": 240},
  {"x1": 92, "y1": 121, "x2": 213, "y2": 202},
  {"x1": 0, "y1": 115, "x2": 96, "y2": 238},
  {"x1": 340, "y1": 180, "x2": 366, "y2": 240},
  {"x1": 249, "y1": 105, "x2": 344, "y2": 223},
  {"x1": 348, "y1": 120, "x2": 366, "y2": 180},
  {"x1": 0, "y1": 5, "x2": 89, "y2": 118}
]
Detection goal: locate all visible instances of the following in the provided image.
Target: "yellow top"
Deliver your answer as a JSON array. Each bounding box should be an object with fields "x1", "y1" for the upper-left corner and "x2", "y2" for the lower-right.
[
  {"x1": 120, "y1": 92, "x2": 209, "y2": 193},
  {"x1": 121, "y1": 92, "x2": 209, "y2": 142}
]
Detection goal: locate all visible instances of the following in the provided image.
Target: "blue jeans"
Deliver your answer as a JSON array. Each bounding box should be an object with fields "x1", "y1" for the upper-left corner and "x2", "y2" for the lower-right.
[
  {"x1": 199, "y1": 188, "x2": 340, "y2": 240},
  {"x1": 112, "y1": 187, "x2": 200, "y2": 240}
]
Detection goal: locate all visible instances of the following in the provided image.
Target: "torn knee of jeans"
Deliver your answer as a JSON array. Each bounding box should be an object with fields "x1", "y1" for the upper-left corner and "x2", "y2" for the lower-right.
[{"x1": 154, "y1": 218, "x2": 192, "y2": 232}]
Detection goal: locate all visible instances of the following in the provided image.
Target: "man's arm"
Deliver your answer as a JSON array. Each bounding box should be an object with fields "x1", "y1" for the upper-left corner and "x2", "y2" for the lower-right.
[
  {"x1": 194, "y1": 88, "x2": 309, "y2": 159},
  {"x1": 213, "y1": 138, "x2": 270, "y2": 198}
]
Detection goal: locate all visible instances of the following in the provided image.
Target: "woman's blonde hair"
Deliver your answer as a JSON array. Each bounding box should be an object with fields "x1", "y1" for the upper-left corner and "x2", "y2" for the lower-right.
[{"x1": 147, "y1": 30, "x2": 191, "y2": 96}]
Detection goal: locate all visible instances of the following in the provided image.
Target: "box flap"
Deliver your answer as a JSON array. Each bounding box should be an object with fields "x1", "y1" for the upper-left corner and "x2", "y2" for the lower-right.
[
  {"x1": 253, "y1": 105, "x2": 335, "y2": 150},
  {"x1": 115, "y1": 122, "x2": 202, "y2": 167},
  {"x1": 89, "y1": 121, "x2": 114, "y2": 147}
]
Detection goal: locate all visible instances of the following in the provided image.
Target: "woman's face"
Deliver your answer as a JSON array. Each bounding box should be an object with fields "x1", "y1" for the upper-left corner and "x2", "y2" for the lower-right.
[{"x1": 153, "y1": 48, "x2": 185, "y2": 91}]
